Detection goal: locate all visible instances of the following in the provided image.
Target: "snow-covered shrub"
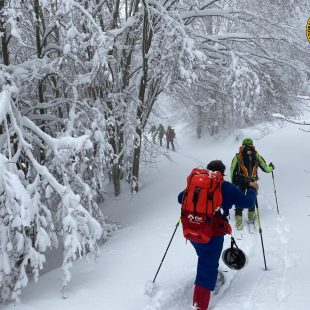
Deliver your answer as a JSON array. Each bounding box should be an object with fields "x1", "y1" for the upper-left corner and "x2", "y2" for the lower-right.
[{"x1": 0, "y1": 84, "x2": 110, "y2": 302}]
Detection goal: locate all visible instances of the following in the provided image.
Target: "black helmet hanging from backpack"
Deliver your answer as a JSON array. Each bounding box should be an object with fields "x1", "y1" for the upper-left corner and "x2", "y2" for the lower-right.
[{"x1": 222, "y1": 237, "x2": 248, "y2": 270}]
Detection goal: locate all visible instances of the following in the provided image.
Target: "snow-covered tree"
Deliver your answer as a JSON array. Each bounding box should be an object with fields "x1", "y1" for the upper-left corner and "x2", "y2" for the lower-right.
[
  {"x1": 169, "y1": 0, "x2": 310, "y2": 136},
  {"x1": 0, "y1": 1, "x2": 115, "y2": 301},
  {"x1": 1, "y1": 0, "x2": 309, "y2": 302}
]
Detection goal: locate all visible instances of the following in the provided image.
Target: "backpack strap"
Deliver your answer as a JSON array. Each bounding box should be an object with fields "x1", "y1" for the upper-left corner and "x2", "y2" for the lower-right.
[
  {"x1": 207, "y1": 174, "x2": 223, "y2": 215},
  {"x1": 207, "y1": 177, "x2": 213, "y2": 216},
  {"x1": 192, "y1": 187, "x2": 200, "y2": 214},
  {"x1": 182, "y1": 170, "x2": 196, "y2": 207},
  {"x1": 237, "y1": 146, "x2": 258, "y2": 178},
  {"x1": 237, "y1": 147, "x2": 249, "y2": 177}
]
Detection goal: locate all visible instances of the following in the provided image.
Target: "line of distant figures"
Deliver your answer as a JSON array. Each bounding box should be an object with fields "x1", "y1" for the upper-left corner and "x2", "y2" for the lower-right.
[{"x1": 149, "y1": 124, "x2": 176, "y2": 151}]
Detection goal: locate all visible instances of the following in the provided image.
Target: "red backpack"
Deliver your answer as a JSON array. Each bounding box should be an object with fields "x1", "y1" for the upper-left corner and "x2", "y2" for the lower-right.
[{"x1": 181, "y1": 168, "x2": 229, "y2": 243}]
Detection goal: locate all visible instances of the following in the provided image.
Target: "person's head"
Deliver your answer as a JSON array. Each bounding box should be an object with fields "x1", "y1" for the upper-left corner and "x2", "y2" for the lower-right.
[
  {"x1": 242, "y1": 138, "x2": 253, "y2": 146},
  {"x1": 207, "y1": 160, "x2": 226, "y2": 175}
]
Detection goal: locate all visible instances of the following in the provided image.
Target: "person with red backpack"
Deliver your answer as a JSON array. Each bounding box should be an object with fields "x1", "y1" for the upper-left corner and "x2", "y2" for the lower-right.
[
  {"x1": 230, "y1": 138, "x2": 274, "y2": 229},
  {"x1": 178, "y1": 160, "x2": 258, "y2": 310}
]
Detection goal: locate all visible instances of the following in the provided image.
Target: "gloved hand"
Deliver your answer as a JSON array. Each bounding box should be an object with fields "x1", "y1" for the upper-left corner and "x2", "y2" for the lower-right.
[
  {"x1": 249, "y1": 181, "x2": 259, "y2": 192},
  {"x1": 269, "y1": 162, "x2": 275, "y2": 170},
  {"x1": 245, "y1": 176, "x2": 258, "y2": 187}
]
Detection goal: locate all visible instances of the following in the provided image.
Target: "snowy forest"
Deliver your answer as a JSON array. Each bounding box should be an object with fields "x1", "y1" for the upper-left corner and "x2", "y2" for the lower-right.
[{"x1": 0, "y1": 0, "x2": 310, "y2": 307}]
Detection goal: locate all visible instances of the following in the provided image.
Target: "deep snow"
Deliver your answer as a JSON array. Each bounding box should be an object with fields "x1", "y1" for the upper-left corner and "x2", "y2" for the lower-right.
[{"x1": 3, "y1": 115, "x2": 310, "y2": 310}]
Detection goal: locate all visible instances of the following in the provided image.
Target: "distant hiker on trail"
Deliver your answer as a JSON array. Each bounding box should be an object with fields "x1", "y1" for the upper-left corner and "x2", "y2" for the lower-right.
[
  {"x1": 230, "y1": 138, "x2": 274, "y2": 230},
  {"x1": 178, "y1": 160, "x2": 258, "y2": 310},
  {"x1": 157, "y1": 124, "x2": 165, "y2": 146},
  {"x1": 166, "y1": 126, "x2": 175, "y2": 151},
  {"x1": 149, "y1": 125, "x2": 157, "y2": 143}
]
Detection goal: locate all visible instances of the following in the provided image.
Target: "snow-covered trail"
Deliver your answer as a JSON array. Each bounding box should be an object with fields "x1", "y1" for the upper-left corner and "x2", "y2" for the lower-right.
[
  {"x1": 213, "y1": 122, "x2": 310, "y2": 310},
  {"x1": 3, "y1": 120, "x2": 310, "y2": 310},
  {"x1": 142, "y1": 122, "x2": 307, "y2": 310}
]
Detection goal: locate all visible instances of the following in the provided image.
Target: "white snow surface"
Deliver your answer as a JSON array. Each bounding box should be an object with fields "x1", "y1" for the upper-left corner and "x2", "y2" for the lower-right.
[{"x1": 3, "y1": 120, "x2": 310, "y2": 310}]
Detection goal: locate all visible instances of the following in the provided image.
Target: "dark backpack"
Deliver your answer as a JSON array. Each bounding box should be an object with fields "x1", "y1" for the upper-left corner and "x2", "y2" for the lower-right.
[
  {"x1": 181, "y1": 168, "x2": 231, "y2": 243},
  {"x1": 166, "y1": 127, "x2": 174, "y2": 140},
  {"x1": 171, "y1": 129, "x2": 175, "y2": 139},
  {"x1": 237, "y1": 145, "x2": 258, "y2": 179}
]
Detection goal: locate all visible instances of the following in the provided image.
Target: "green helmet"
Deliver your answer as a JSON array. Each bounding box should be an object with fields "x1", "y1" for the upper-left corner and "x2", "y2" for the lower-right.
[{"x1": 242, "y1": 138, "x2": 253, "y2": 146}]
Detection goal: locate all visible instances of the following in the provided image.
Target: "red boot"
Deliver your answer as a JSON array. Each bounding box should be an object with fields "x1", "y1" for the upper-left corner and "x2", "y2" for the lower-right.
[{"x1": 193, "y1": 284, "x2": 211, "y2": 310}]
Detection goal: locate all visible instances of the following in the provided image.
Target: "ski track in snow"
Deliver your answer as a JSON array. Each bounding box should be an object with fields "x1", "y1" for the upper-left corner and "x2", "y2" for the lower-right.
[
  {"x1": 144, "y1": 207, "x2": 293, "y2": 310},
  {"x1": 211, "y1": 202, "x2": 295, "y2": 310},
  {"x1": 144, "y1": 138, "x2": 299, "y2": 310}
]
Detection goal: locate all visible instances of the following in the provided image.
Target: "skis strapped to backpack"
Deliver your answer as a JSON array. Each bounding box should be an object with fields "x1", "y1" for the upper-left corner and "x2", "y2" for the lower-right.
[{"x1": 181, "y1": 168, "x2": 231, "y2": 243}]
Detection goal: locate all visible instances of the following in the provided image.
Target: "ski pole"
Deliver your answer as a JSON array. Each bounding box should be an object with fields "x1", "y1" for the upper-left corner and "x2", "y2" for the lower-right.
[
  {"x1": 255, "y1": 199, "x2": 267, "y2": 270},
  {"x1": 152, "y1": 218, "x2": 181, "y2": 283},
  {"x1": 271, "y1": 171, "x2": 280, "y2": 215}
]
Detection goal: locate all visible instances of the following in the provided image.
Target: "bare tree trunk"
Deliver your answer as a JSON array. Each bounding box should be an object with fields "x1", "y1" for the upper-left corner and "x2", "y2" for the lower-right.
[
  {"x1": 105, "y1": 0, "x2": 122, "y2": 196},
  {"x1": 129, "y1": 0, "x2": 140, "y2": 17},
  {"x1": 34, "y1": 0, "x2": 47, "y2": 164},
  {"x1": 106, "y1": 0, "x2": 141, "y2": 195},
  {"x1": 197, "y1": 105, "x2": 203, "y2": 138},
  {"x1": 0, "y1": 1, "x2": 9, "y2": 66},
  {"x1": 51, "y1": 19, "x2": 64, "y2": 133},
  {"x1": 0, "y1": 0, "x2": 9, "y2": 135},
  {"x1": 106, "y1": 105, "x2": 122, "y2": 196},
  {"x1": 131, "y1": 2, "x2": 150, "y2": 192},
  {"x1": 131, "y1": 106, "x2": 143, "y2": 192},
  {"x1": 206, "y1": 15, "x2": 215, "y2": 136},
  {"x1": 111, "y1": 0, "x2": 120, "y2": 29},
  {"x1": 112, "y1": 162, "x2": 121, "y2": 196}
]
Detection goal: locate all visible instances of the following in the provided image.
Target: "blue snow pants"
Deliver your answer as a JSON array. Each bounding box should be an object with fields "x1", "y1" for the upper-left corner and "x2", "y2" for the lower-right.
[{"x1": 191, "y1": 236, "x2": 224, "y2": 291}]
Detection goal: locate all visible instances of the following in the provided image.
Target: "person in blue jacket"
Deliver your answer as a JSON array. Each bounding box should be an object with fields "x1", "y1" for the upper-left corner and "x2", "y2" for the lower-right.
[{"x1": 178, "y1": 160, "x2": 258, "y2": 310}]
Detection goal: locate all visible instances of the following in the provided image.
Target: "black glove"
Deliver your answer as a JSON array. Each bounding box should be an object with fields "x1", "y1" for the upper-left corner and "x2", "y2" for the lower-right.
[
  {"x1": 269, "y1": 162, "x2": 275, "y2": 170},
  {"x1": 245, "y1": 176, "x2": 258, "y2": 188}
]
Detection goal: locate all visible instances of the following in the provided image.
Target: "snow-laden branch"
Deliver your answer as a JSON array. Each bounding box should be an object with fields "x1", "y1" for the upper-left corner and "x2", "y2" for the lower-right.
[
  {"x1": 22, "y1": 116, "x2": 92, "y2": 155},
  {"x1": 199, "y1": 33, "x2": 290, "y2": 42},
  {"x1": 181, "y1": 8, "x2": 244, "y2": 20},
  {"x1": 272, "y1": 113, "x2": 310, "y2": 125},
  {"x1": 0, "y1": 89, "x2": 11, "y2": 124}
]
